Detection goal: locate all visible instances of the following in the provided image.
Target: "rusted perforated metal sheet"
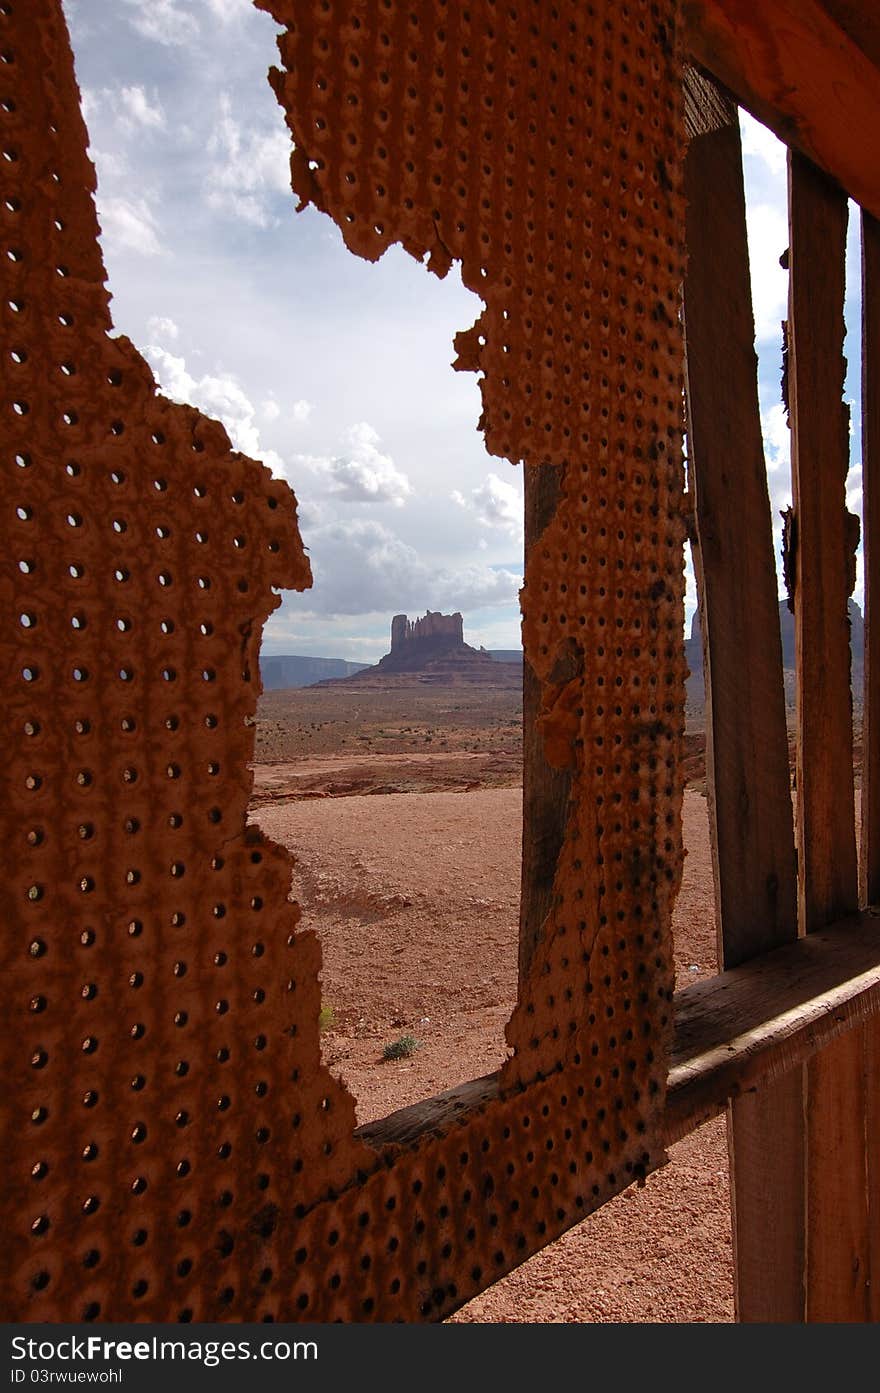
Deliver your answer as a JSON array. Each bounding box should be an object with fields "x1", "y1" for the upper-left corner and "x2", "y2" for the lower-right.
[
  {"x1": 3, "y1": 0, "x2": 686, "y2": 1322},
  {"x1": 2, "y1": 0, "x2": 374, "y2": 1322}
]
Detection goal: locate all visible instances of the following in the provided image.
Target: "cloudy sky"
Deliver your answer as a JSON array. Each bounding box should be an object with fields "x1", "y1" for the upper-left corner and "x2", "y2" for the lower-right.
[{"x1": 63, "y1": 0, "x2": 863, "y2": 662}]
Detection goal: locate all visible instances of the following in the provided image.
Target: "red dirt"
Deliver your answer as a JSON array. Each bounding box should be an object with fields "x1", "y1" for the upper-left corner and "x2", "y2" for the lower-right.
[{"x1": 252, "y1": 764, "x2": 734, "y2": 1323}]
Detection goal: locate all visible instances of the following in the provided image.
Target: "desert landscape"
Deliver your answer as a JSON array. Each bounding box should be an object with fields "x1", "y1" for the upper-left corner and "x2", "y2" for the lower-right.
[{"x1": 250, "y1": 626, "x2": 739, "y2": 1322}]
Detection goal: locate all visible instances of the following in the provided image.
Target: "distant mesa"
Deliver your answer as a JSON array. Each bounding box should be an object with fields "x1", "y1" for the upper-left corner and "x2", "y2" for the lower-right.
[
  {"x1": 381, "y1": 610, "x2": 474, "y2": 673},
  {"x1": 260, "y1": 654, "x2": 370, "y2": 691},
  {"x1": 391, "y1": 609, "x2": 463, "y2": 656},
  {"x1": 685, "y1": 597, "x2": 864, "y2": 712},
  {"x1": 314, "y1": 610, "x2": 523, "y2": 689}
]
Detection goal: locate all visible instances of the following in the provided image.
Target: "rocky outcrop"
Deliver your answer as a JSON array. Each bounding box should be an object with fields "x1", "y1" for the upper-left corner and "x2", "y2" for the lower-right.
[
  {"x1": 378, "y1": 610, "x2": 486, "y2": 675},
  {"x1": 314, "y1": 611, "x2": 522, "y2": 688},
  {"x1": 391, "y1": 610, "x2": 464, "y2": 650},
  {"x1": 260, "y1": 654, "x2": 370, "y2": 690},
  {"x1": 685, "y1": 598, "x2": 865, "y2": 713}
]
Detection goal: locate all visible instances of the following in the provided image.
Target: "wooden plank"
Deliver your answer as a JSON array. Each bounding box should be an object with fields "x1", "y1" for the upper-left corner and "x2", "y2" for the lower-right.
[
  {"x1": 356, "y1": 1073, "x2": 500, "y2": 1150},
  {"x1": 804, "y1": 1032, "x2": 869, "y2": 1320},
  {"x1": 518, "y1": 462, "x2": 571, "y2": 983},
  {"x1": 683, "y1": 0, "x2": 880, "y2": 219},
  {"x1": 860, "y1": 210, "x2": 880, "y2": 1322},
  {"x1": 788, "y1": 150, "x2": 867, "y2": 1321},
  {"x1": 865, "y1": 1019, "x2": 880, "y2": 1321},
  {"x1": 725, "y1": 1083, "x2": 805, "y2": 1319},
  {"x1": 820, "y1": 0, "x2": 880, "y2": 71},
  {"x1": 683, "y1": 85, "x2": 802, "y2": 1322},
  {"x1": 861, "y1": 212, "x2": 880, "y2": 906},
  {"x1": 666, "y1": 912, "x2": 880, "y2": 1143},
  {"x1": 684, "y1": 90, "x2": 798, "y2": 970},
  {"x1": 790, "y1": 154, "x2": 859, "y2": 929},
  {"x1": 359, "y1": 913, "x2": 880, "y2": 1154}
]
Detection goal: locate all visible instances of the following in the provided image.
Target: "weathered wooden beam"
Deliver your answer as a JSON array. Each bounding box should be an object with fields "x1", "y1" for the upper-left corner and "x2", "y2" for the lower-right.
[
  {"x1": 867, "y1": 1019, "x2": 880, "y2": 1321},
  {"x1": 684, "y1": 92, "x2": 798, "y2": 972},
  {"x1": 788, "y1": 150, "x2": 867, "y2": 1323},
  {"x1": 683, "y1": 0, "x2": 880, "y2": 218},
  {"x1": 861, "y1": 213, "x2": 880, "y2": 907},
  {"x1": 683, "y1": 82, "x2": 802, "y2": 1322},
  {"x1": 820, "y1": 0, "x2": 880, "y2": 70},
  {"x1": 789, "y1": 154, "x2": 859, "y2": 932},
  {"x1": 518, "y1": 462, "x2": 570, "y2": 984},
  {"x1": 665, "y1": 912, "x2": 880, "y2": 1143},
  {"x1": 357, "y1": 1073, "x2": 500, "y2": 1150},
  {"x1": 860, "y1": 210, "x2": 880, "y2": 1321}
]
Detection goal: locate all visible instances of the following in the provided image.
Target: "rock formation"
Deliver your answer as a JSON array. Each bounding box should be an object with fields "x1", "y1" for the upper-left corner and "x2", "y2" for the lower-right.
[
  {"x1": 377, "y1": 610, "x2": 490, "y2": 677},
  {"x1": 391, "y1": 610, "x2": 464, "y2": 651},
  {"x1": 685, "y1": 598, "x2": 865, "y2": 714},
  {"x1": 314, "y1": 611, "x2": 521, "y2": 688},
  {"x1": 260, "y1": 654, "x2": 370, "y2": 690}
]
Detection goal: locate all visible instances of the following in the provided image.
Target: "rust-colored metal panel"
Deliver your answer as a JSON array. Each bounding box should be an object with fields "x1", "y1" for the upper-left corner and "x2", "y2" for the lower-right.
[
  {"x1": 3, "y1": 0, "x2": 686, "y2": 1321},
  {"x1": 1, "y1": 0, "x2": 372, "y2": 1322}
]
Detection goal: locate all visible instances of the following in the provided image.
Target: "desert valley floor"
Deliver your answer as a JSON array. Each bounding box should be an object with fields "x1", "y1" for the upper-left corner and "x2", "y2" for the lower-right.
[{"x1": 251, "y1": 680, "x2": 733, "y2": 1322}]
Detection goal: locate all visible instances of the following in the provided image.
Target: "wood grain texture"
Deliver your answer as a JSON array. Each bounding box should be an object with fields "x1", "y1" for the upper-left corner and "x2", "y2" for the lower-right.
[
  {"x1": 789, "y1": 153, "x2": 858, "y2": 927},
  {"x1": 788, "y1": 150, "x2": 866, "y2": 1321},
  {"x1": 666, "y1": 913, "x2": 880, "y2": 1143},
  {"x1": 519, "y1": 463, "x2": 571, "y2": 984},
  {"x1": 683, "y1": 0, "x2": 880, "y2": 217},
  {"x1": 859, "y1": 211, "x2": 880, "y2": 1323},
  {"x1": 683, "y1": 89, "x2": 802, "y2": 1321},
  {"x1": 820, "y1": 0, "x2": 880, "y2": 69},
  {"x1": 865, "y1": 1019, "x2": 880, "y2": 1321},
  {"x1": 684, "y1": 98, "x2": 798, "y2": 971},
  {"x1": 861, "y1": 213, "x2": 880, "y2": 907}
]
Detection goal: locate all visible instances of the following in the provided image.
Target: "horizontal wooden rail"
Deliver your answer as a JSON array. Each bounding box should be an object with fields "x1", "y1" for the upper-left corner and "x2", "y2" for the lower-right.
[
  {"x1": 359, "y1": 911, "x2": 880, "y2": 1154},
  {"x1": 667, "y1": 911, "x2": 880, "y2": 1141},
  {"x1": 683, "y1": 0, "x2": 880, "y2": 219}
]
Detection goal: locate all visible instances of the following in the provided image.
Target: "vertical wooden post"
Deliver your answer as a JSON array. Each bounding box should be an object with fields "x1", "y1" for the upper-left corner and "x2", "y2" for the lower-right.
[
  {"x1": 683, "y1": 76, "x2": 802, "y2": 1322},
  {"x1": 861, "y1": 212, "x2": 880, "y2": 908},
  {"x1": 788, "y1": 150, "x2": 867, "y2": 1322},
  {"x1": 859, "y1": 211, "x2": 880, "y2": 1321},
  {"x1": 519, "y1": 463, "x2": 571, "y2": 983}
]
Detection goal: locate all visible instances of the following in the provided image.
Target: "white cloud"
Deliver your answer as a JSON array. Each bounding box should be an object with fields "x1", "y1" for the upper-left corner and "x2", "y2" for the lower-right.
[
  {"x1": 261, "y1": 396, "x2": 312, "y2": 425},
  {"x1": 452, "y1": 470, "x2": 523, "y2": 538},
  {"x1": 122, "y1": 0, "x2": 199, "y2": 46},
  {"x1": 80, "y1": 86, "x2": 99, "y2": 127},
  {"x1": 762, "y1": 401, "x2": 790, "y2": 477},
  {"x1": 143, "y1": 345, "x2": 194, "y2": 399},
  {"x1": 745, "y1": 201, "x2": 789, "y2": 344},
  {"x1": 203, "y1": 0, "x2": 254, "y2": 20},
  {"x1": 145, "y1": 344, "x2": 283, "y2": 474},
  {"x1": 847, "y1": 462, "x2": 863, "y2": 522},
  {"x1": 97, "y1": 196, "x2": 162, "y2": 256},
  {"x1": 760, "y1": 404, "x2": 792, "y2": 594},
  {"x1": 205, "y1": 93, "x2": 291, "y2": 227},
  {"x1": 298, "y1": 517, "x2": 521, "y2": 617},
  {"x1": 117, "y1": 84, "x2": 165, "y2": 130},
  {"x1": 684, "y1": 555, "x2": 698, "y2": 631},
  {"x1": 147, "y1": 314, "x2": 179, "y2": 343},
  {"x1": 295, "y1": 495, "x2": 329, "y2": 532},
  {"x1": 301, "y1": 422, "x2": 412, "y2": 506},
  {"x1": 740, "y1": 112, "x2": 787, "y2": 177},
  {"x1": 87, "y1": 145, "x2": 128, "y2": 180}
]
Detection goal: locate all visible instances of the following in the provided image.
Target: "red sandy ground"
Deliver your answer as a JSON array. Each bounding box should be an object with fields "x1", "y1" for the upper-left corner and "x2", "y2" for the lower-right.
[{"x1": 251, "y1": 736, "x2": 733, "y2": 1323}]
